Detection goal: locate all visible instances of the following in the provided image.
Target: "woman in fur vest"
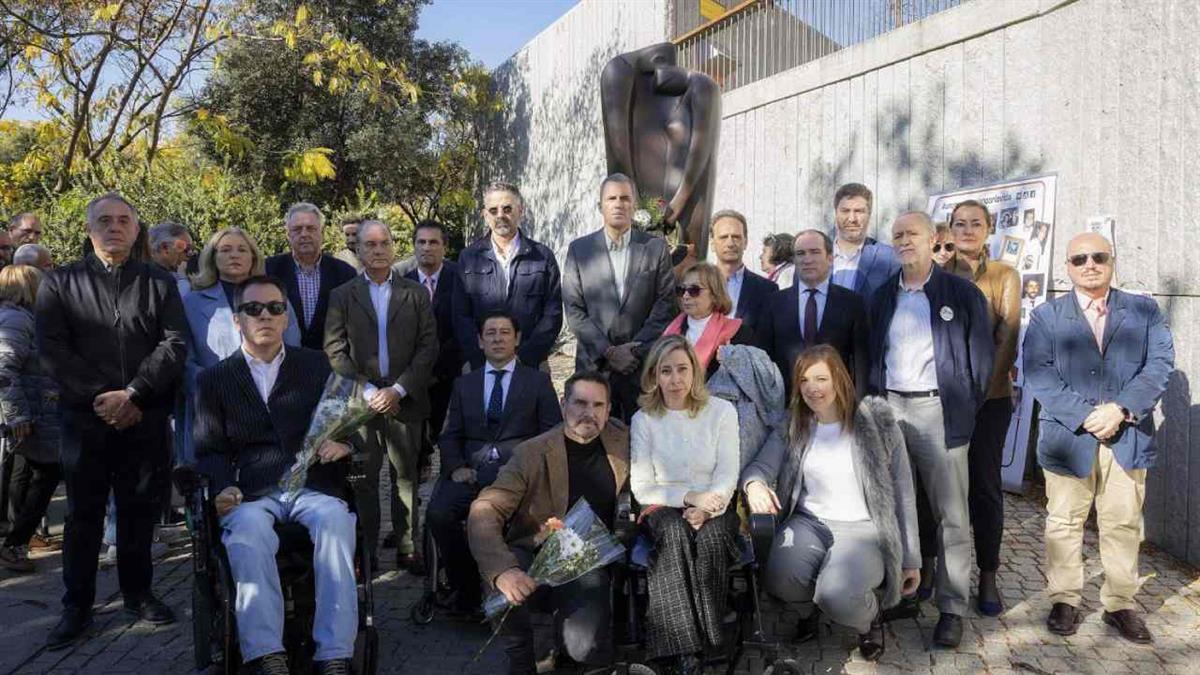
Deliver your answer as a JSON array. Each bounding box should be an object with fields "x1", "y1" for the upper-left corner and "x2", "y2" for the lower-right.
[{"x1": 741, "y1": 345, "x2": 920, "y2": 661}]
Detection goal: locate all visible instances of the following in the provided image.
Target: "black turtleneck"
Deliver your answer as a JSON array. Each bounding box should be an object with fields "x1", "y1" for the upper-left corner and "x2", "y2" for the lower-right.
[{"x1": 565, "y1": 435, "x2": 616, "y2": 530}]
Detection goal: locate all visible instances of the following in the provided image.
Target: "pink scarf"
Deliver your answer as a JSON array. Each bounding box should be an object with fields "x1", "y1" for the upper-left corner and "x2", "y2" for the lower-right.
[{"x1": 663, "y1": 312, "x2": 743, "y2": 370}]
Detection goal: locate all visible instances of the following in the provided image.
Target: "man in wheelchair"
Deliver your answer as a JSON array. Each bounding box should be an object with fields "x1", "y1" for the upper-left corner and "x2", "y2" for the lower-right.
[
  {"x1": 429, "y1": 310, "x2": 561, "y2": 616},
  {"x1": 468, "y1": 371, "x2": 628, "y2": 675},
  {"x1": 193, "y1": 276, "x2": 361, "y2": 675}
]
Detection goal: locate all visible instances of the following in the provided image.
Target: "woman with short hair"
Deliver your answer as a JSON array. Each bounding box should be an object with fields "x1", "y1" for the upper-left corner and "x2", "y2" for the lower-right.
[
  {"x1": 742, "y1": 345, "x2": 920, "y2": 662},
  {"x1": 662, "y1": 262, "x2": 754, "y2": 380},
  {"x1": 630, "y1": 335, "x2": 739, "y2": 673}
]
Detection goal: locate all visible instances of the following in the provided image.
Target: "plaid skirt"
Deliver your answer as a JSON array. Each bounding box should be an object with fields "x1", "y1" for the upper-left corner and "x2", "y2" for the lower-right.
[{"x1": 641, "y1": 507, "x2": 741, "y2": 659}]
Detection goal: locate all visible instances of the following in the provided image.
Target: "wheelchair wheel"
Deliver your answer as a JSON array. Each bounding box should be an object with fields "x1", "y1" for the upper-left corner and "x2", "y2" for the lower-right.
[
  {"x1": 214, "y1": 557, "x2": 241, "y2": 675},
  {"x1": 353, "y1": 625, "x2": 378, "y2": 674},
  {"x1": 409, "y1": 593, "x2": 436, "y2": 625}
]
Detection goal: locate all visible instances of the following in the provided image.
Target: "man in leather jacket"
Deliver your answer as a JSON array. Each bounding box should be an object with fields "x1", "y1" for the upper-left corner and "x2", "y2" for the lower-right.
[{"x1": 36, "y1": 192, "x2": 188, "y2": 649}]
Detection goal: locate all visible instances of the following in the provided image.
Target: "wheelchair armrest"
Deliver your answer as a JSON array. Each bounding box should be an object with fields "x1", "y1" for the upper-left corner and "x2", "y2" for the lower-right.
[
  {"x1": 748, "y1": 512, "x2": 776, "y2": 568},
  {"x1": 172, "y1": 465, "x2": 208, "y2": 501},
  {"x1": 614, "y1": 491, "x2": 637, "y2": 546},
  {"x1": 345, "y1": 453, "x2": 372, "y2": 504}
]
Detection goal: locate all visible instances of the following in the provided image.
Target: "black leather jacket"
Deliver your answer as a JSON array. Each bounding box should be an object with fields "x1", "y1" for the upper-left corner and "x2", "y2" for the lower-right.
[{"x1": 36, "y1": 254, "x2": 187, "y2": 411}]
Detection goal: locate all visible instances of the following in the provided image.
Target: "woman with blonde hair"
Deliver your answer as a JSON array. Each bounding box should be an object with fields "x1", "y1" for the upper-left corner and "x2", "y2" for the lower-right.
[
  {"x1": 741, "y1": 345, "x2": 919, "y2": 661},
  {"x1": 178, "y1": 228, "x2": 300, "y2": 463},
  {"x1": 0, "y1": 265, "x2": 61, "y2": 573},
  {"x1": 662, "y1": 262, "x2": 755, "y2": 379},
  {"x1": 630, "y1": 335, "x2": 739, "y2": 673}
]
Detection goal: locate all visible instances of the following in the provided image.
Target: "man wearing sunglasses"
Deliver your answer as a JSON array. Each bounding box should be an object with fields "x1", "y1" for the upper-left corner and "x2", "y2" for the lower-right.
[
  {"x1": 453, "y1": 182, "x2": 563, "y2": 372},
  {"x1": 194, "y1": 275, "x2": 359, "y2": 675},
  {"x1": 1023, "y1": 233, "x2": 1173, "y2": 645}
]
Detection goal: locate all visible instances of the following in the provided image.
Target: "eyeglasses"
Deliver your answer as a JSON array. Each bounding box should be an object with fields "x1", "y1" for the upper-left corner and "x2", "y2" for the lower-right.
[
  {"x1": 1067, "y1": 252, "x2": 1112, "y2": 267},
  {"x1": 486, "y1": 205, "x2": 515, "y2": 216},
  {"x1": 933, "y1": 242, "x2": 955, "y2": 254},
  {"x1": 675, "y1": 285, "x2": 705, "y2": 298},
  {"x1": 237, "y1": 301, "x2": 288, "y2": 317}
]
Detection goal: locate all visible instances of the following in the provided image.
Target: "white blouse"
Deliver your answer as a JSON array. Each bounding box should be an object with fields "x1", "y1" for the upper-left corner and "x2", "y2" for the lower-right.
[
  {"x1": 798, "y1": 422, "x2": 871, "y2": 522},
  {"x1": 630, "y1": 397, "x2": 739, "y2": 515}
]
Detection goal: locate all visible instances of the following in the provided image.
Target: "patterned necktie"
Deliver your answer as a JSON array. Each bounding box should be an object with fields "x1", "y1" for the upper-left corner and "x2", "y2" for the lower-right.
[
  {"x1": 1089, "y1": 297, "x2": 1108, "y2": 349},
  {"x1": 424, "y1": 276, "x2": 436, "y2": 300},
  {"x1": 486, "y1": 369, "x2": 506, "y2": 429},
  {"x1": 803, "y1": 288, "x2": 819, "y2": 346}
]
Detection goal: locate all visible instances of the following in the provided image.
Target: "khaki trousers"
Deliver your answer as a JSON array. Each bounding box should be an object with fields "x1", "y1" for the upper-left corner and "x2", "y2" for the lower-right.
[{"x1": 1043, "y1": 444, "x2": 1146, "y2": 611}]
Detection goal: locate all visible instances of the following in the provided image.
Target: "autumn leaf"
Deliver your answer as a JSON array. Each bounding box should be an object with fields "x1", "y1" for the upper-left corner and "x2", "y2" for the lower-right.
[{"x1": 283, "y1": 148, "x2": 336, "y2": 184}]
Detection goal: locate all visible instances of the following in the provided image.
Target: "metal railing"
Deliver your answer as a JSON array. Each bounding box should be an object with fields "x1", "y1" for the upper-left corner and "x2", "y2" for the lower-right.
[{"x1": 672, "y1": 0, "x2": 970, "y2": 91}]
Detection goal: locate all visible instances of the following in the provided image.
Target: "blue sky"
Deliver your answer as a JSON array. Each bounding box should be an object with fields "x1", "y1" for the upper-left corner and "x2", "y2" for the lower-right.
[{"x1": 417, "y1": 0, "x2": 578, "y2": 68}]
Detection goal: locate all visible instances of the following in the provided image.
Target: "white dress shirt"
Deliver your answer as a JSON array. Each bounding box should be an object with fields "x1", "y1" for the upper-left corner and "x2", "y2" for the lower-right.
[
  {"x1": 832, "y1": 237, "x2": 864, "y2": 276},
  {"x1": 606, "y1": 228, "x2": 632, "y2": 300},
  {"x1": 362, "y1": 272, "x2": 406, "y2": 401},
  {"x1": 493, "y1": 232, "x2": 521, "y2": 293},
  {"x1": 798, "y1": 422, "x2": 871, "y2": 522},
  {"x1": 685, "y1": 314, "x2": 712, "y2": 346},
  {"x1": 885, "y1": 268, "x2": 939, "y2": 392},
  {"x1": 797, "y1": 277, "x2": 831, "y2": 338},
  {"x1": 481, "y1": 357, "x2": 518, "y2": 413},
  {"x1": 725, "y1": 266, "x2": 745, "y2": 316},
  {"x1": 242, "y1": 345, "x2": 286, "y2": 406},
  {"x1": 417, "y1": 265, "x2": 443, "y2": 299}
]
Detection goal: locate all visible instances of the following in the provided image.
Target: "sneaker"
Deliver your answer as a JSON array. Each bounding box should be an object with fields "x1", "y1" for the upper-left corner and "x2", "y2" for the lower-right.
[
  {"x1": 28, "y1": 533, "x2": 61, "y2": 552},
  {"x1": 257, "y1": 652, "x2": 290, "y2": 675},
  {"x1": 99, "y1": 544, "x2": 118, "y2": 569},
  {"x1": 0, "y1": 544, "x2": 35, "y2": 573},
  {"x1": 316, "y1": 659, "x2": 351, "y2": 675}
]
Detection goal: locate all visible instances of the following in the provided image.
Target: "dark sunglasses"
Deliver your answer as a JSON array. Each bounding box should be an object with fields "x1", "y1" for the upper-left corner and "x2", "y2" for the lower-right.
[
  {"x1": 486, "y1": 205, "x2": 515, "y2": 216},
  {"x1": 933, "y1": 242, "x2": 955, "y2": 254},
  {"x1": 675, "y1": 284, "x2": 705, "y2": 298},
  {"x1": 237, "y1": 301, "x2": 288, "y2": 317},
  {"x1": 1068, "y1": 252, "x2": 1112, "y2": 267}
]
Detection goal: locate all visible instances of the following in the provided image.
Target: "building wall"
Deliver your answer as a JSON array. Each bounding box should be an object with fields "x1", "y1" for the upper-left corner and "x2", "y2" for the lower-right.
[{"x1": 487, "y1": 0, "x2": 1200, "y2": 564}]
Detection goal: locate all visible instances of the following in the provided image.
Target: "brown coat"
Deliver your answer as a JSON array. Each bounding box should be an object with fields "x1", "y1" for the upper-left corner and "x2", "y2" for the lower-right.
[
  {"x1": 324, "y1": 273, "x2": 438, "y2": 423},
  {"x1": 943, "y1": 254, "x2": 1020, "y2": 399},
  {"x1": 467, "y1": 421, "x2": 630, "y2": 586}
]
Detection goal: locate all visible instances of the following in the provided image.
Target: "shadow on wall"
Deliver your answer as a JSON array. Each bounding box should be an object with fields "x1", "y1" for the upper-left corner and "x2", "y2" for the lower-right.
[{"x1": 483, "y1": 40, "x2": 621, "y2": 255}]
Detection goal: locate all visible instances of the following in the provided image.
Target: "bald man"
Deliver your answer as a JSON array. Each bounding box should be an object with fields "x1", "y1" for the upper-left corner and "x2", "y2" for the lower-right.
[
  {"x1": 866, "y1": 211, "x2": 993, "y2": 648},
  {"x1": 1023, "y1": 233, "x2": 1173, "y2": 644}
]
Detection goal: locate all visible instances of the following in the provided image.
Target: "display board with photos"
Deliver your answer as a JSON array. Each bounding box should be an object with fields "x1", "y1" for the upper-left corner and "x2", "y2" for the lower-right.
[{"x1": 926, "y1": 174, "x2": 1058, "y2": 493}]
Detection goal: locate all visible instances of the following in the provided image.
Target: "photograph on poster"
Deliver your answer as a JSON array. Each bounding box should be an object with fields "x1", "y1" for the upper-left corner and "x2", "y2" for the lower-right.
[
  {"x1": 1021, "y1": 273, "x2": 1045, "y2": 321},
  {"x1": 1000, "y1": 235, "x2": 1024, "y2": 266},
  {"x1": 998, "y1": 207, "x2": 1019, "y2": 229}
]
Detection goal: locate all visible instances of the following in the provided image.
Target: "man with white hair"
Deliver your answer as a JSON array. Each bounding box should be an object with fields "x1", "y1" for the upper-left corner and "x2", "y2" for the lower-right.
[
  {"x1": 8, "y1": 212, "x2": 42, "y2": 246},
  {"x1": 865, "y1": 210, "x2": 993, "y2": 648},
  {"x1": 13, "y1": 244, "x2": 52, "y2": 271},
  {"x1": 265, "y1": 202, "x2": 357, "y2": 349}
]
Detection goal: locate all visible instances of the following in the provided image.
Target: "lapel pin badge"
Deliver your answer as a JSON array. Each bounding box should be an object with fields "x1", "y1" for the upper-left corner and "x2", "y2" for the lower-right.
[{"x1": 940, "y1": 306, "x2": 955, "y2": 322}]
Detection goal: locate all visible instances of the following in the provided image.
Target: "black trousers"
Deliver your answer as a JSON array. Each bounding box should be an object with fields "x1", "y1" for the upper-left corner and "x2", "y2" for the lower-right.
[
  {"x1": 503, "y1": 547, "x2": 613, "y2": 675},
  {"x1": 4, "y1": 454, "x2": 61, "y2": 547},
  {"x1": 427, "y1": 478, "x2": 483, "y2": 605},
  {"x1": 60, "y1": 408, "x2": 169, "y2": 611},
  {"x1": 968, "y1": 397, "x2": 1011, "y2": 572},
  {"x1": 605, "y1": 369, "x2": 641, "y2": 425}
]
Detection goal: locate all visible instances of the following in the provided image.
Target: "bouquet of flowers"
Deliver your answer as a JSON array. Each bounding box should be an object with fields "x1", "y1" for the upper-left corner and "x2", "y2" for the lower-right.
[{"x1": 278, "y1": 373, "x2": 377, "y2": 497}]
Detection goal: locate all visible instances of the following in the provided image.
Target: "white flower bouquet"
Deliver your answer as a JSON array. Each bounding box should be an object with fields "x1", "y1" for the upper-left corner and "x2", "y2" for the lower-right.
[
  {"x1": 278, "y1": 373, "x2": 377, "y2": 497},
  {"x1": 483, "y1": 498, "x2": 626, "y2": 619}
]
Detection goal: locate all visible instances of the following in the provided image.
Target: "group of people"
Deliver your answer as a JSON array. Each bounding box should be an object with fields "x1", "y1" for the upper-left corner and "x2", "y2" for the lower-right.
[{"x1": 0, "y1": 173, "x2": 1174, "y2": 675}]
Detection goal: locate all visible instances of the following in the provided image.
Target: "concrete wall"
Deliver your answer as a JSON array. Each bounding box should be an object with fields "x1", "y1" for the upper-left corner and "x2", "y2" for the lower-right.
[
  {"x1": 481, "y1": 0, "x2": 670, "y2": 254},
  {"x1": 486, "y1": 0, "x2": 1200, "y2": 565}
]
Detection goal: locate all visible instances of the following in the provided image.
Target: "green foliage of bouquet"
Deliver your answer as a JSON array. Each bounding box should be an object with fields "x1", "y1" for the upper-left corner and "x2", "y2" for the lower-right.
[{"x1": 279, "y1": 373, "x2": 377, "y2": 497}]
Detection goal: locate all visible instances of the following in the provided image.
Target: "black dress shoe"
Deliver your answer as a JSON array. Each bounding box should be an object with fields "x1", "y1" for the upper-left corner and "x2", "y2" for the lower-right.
[
  {"x1": 124, "y1": 593, "x2": 176, "y2": 625},
  {"x1": 932, "y1": 613, "x2": 963, "y2": 647},
  {"x1": 795, "y1": 609, "x2": 820, "y2": 643},
  {"x1": 46, "y1": 607, "x2": 93, "y2": 650},
  {"x1": 882, "y1": 596, "x2": 921, "y2": 622},
  {"x1": 1046, "y1": 602, "x2": 1080, "y2": 636},
  {"x1": 1102, "y1": 609, "x2": 1153, "y2": 644},
  {"x1": 858, "y1": 617, "x2": 885, "y2": 661}
]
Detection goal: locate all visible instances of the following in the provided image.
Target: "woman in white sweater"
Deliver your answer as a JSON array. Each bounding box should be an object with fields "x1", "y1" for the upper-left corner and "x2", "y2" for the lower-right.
[
  {"x1": 630, "y1": 335, "x2": 739, "y2": 672},
  {"x1": 741, "y1": 345, "x2": 920, "y2": 662}
]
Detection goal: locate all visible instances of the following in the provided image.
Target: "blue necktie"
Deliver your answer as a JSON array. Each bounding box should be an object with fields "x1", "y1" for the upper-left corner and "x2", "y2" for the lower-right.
[{"x1": 486, "y1": 369, "x2": 506, "y2": 429}]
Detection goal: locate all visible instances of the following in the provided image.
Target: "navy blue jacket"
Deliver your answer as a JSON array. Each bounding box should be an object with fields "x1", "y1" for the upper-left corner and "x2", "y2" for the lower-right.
[
  {"x1": 452, "y1": 231, "x2": 563, "y2": 369},
  {"x1": 405, "y1": 260, "x2": 462, "y2": 383},
  {"x1": 438, "y1": 363, "x2": 562, "y2": 484},
  {"x1": 732, "y1": 268, "x2": 778, "y2": 334},
  {"x1": 265, "y1": 253, "x2": 358, "y2": 350},
  {"x1": 831, "y1": 237, "x2": 900, "y2": 303},
  {"x1": 758, "y1": 282, "x2": 869, "y2": 401},
  {"x1": 1023, "y1": 289, "x2": 1173, "y2": 477},
  {"x1": 867, "y1": 264, "x2": 994, "y2": 448}
]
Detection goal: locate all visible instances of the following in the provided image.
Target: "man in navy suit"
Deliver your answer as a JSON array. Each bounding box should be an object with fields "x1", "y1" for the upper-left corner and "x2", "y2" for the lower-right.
[
  {"x1": 404, "y1": 220, "x2": 461, "y2": 452},
  {"x1": 710, "y1": 210, "x2": 777, "y2": 334},
  {"x1": 829, "y1": 183, "x2": 899, "y2": 302},
  {"x1": 427, "y1": 310, "x2": 562, "y2": 613},
  {"x1": 264, "y1": 202, "x2": 358, "y2": 350},
  {"x1": 867, "y1": 211, "x2": 993, "y2": 648},
  {"x1": 1024, "y1": 233, "x2": 1173, "y2": 644},
  {"x1": 453, "y1": 183, "x2": 563, "y2": 370},
  {"x1": 758, "y1": 229, "x2": 868, "y2": 400}
]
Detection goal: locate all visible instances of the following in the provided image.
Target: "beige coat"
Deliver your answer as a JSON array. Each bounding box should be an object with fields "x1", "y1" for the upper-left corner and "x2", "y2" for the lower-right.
[
  {"x1": 467, "y1": 421, "x2": 630, "y2": 586},
  {"x1": 944, "y1": 254, "x2": 1020, "y2": 399}
]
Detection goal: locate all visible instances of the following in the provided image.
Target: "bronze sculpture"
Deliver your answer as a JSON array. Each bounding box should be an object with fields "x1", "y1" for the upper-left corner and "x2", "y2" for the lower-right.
[{"x1": 601, "y1": 42, "x2": 721, "y2": 260}]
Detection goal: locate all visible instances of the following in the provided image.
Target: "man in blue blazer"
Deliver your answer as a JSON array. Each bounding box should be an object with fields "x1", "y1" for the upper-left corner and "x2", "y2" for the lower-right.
[
  {"x1": 264, "y1": 202, "x2": 358, "y2": 350},
  {"x1": 1024, "y1": 233, "x2": 1173, "y2": 644},
  {"x1": 428, "y1": 310, "x2": 562, "y2": 613},
  {"x1": 710, "y1": 209, "x2": 777, "y2": 333},
  {"x1": 452, "y1": 183, "x2": 563, "y2": 370},
  {"x1": 829, "y1": 183, "x2": 900, "y2": 302},
  {"x1": 867, "y1": 211, "x2": 993, "y2": 648}
]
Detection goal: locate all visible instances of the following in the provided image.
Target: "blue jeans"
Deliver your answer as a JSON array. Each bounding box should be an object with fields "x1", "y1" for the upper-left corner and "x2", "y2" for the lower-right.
[{"x1": 220, "y1": 488, "x2": 358, "y2": 662}]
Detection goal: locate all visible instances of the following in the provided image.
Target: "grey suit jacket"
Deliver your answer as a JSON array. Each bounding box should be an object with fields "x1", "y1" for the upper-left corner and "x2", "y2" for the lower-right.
[
  {"x1": 562, "y1": 228, "x2": 676, "y2": 371},
  {"x1": 324, "y1": 273, "x2": 438, "y2": 423}
]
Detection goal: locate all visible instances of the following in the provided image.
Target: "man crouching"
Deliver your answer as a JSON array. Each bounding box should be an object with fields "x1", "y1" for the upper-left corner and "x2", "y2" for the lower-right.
[{"x1": 195, "y1": 275, "x2": 358, "y2": 675}]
